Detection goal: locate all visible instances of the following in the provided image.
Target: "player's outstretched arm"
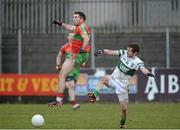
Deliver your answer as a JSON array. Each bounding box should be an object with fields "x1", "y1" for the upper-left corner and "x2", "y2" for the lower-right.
[
  {"x1": 62, "y1": 23, "x2": 76, "y2": 31},
  {"x1": 94, "y1": 49, "x2": 119, "y2": 56},
  {"x1": 140, "y1": 66, "x2": 155, "y2": 78},
  {"x1": 53, "y1": 20, "x2": 76, "y2": 31}
]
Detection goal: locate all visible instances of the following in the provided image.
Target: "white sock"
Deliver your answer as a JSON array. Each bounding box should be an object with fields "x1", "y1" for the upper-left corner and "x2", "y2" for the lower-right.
[{"x1": 56, "y1": 96, "x2": 62, "y2": 102}]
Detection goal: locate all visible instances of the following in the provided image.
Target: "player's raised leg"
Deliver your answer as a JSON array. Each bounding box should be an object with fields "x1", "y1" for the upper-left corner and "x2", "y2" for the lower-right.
[{"x1": 88, "y1": 76, "x2": 109, "y2": 103}]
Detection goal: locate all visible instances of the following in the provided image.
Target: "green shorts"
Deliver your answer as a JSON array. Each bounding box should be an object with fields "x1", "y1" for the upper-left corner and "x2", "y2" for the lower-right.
[
  {"x1": 66, "y1": 65, "x2": 80, "y2": 81},
  {"x1": 74, "y1": 52, "x2": 89, "y2": 66},
  {"x1": 66, "y1": 52, "x2": 89, "y2": 81}
]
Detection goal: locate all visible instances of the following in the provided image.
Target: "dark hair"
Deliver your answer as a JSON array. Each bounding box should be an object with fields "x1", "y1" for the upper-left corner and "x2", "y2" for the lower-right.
[
  {"x1": 74, "y1": 11, "x2": 86, "y2": 21},
  {"x1": 128, "y1": 44, "x2": 140, "y2": 53}
]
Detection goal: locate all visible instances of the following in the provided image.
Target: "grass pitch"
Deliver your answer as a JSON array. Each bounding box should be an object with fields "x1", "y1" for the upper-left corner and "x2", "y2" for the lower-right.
[{"x1": 0, "y1": 102, "x2": 180, "y2": 129}]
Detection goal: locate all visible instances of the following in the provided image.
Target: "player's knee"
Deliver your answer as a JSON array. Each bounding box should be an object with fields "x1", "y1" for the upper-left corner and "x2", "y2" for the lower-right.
[
  {"x1": 101, "y1": 76, "x2": 108, "y2": 84},
  {"x1": 68, "y1": 83, "x2": 75, "y2": 88},
  {"x1": 100, "y1": 76, "x2": 106, "y2": 82},
  {"x1": 68, "y1": 86, "x2": 74, "y2": 89},
  {"x1": 59, "y1": 73, "x2": 66, "y2": 78},
  {"x1": 121, "y1": 105, "x2": 127, "y2": 112}
]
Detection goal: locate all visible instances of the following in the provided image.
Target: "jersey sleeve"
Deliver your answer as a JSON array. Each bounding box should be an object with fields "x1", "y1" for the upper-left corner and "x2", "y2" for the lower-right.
[
  {"x1": 75, "y1": 23, "x2": 89, "y2": 36},
  {"x1": 80, "y1": 24, "x2": 88, "y2": 35},
  {"x1": 118, "y1": 49, "x2": 126, "y2": 57},
  {"x1": 135, "y1": 61, "x2": 144, "y2": 70}
]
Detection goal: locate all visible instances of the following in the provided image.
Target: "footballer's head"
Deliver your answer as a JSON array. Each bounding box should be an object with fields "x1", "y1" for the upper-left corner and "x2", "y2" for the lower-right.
[
  {"x1": 73, "y1": 11, "x2": 86, "y2": 25},
  {"x1": 127, "y1": 44, "x2": 140, "y2": 58}
]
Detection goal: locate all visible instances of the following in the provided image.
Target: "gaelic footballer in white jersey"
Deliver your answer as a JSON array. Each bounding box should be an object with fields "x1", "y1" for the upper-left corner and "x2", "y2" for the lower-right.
[
  {"x1": 110, "y1": 49, "x2": 144, "y2": 93},
  {"x1": 89, "y1": 44, "x2": 155, "y2": 128}
]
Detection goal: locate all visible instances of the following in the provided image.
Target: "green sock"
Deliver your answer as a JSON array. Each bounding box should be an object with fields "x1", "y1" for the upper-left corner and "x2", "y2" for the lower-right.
[
  {"x1": 93, "y1": 89, "x2": 99, "y2": 97},
  {"x1": 120, "y1": 118, "x2": 126, "y2": 125}
]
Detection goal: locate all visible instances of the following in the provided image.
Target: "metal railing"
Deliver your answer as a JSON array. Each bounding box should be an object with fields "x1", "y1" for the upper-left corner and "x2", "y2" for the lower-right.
[{"x1": 1, "y1": 0, "x2": 180, "y2": 34}]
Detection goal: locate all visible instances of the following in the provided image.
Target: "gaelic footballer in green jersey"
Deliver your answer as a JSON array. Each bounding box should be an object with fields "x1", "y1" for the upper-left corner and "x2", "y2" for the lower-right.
[{"x1": 89, "y1": 44, "x2": 155, "y2": 128}]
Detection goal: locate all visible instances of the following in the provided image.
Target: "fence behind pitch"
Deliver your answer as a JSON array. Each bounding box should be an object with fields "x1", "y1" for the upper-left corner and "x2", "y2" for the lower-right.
[{"x1": 1, "y1": 0, "x2": 180, "y2": 34}]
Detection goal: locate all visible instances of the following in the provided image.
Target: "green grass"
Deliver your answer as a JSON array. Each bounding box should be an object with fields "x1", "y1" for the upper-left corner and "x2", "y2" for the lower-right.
[{"x1": 0, "y1": 102, "x2": 180, "y2": 129}]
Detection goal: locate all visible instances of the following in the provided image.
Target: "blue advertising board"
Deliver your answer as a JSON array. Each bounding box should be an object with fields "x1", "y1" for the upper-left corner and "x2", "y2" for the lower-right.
[{"x1": 75, "y1": 75, "x2": 137, "y2": 96}]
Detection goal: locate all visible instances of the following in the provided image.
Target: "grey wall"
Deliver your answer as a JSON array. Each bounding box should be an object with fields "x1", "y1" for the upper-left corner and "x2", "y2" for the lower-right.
[
  {"x1": 2, "y1": 34, "x2": 66, "y2": 73},
  {"x1": 95, "y1": 33, "x2": 180, "y2": 68},
  {"x1": 2, "y1": 33, "x2": 180, "y2": 73}
]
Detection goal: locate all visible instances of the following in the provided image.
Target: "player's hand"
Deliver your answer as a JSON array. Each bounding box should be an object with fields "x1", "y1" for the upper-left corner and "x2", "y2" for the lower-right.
[
  {"x1": 53, "y1": 20, "x2": 63, "y2": 26},
  {"x1": 94, "y1": 49, "x2": 104, "y2": 56},
  {"x1": 81, "y1": 61, "x2": 87, "y2": 67},
  {"x1": 56, "y1": 65, "x2": 62, "y2": 71},
  {"x1": 147, "y1": 73, "x2": 155, "y2": 78},
  {"x1": 79, "y1": 48, "x2": 86, "y2": 53}
]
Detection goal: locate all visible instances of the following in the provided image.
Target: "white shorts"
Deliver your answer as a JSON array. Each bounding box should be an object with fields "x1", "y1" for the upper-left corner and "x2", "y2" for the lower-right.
[
  {"x1": 107, "y1": 76, "x2": 129, "y2": 103},
  {"x1": 117, "y1": 93, "x2": 128, "y2": 103}
]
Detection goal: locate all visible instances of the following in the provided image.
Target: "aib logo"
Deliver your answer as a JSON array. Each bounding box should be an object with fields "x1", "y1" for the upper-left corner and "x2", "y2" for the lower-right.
[{"x1": 144, "y1": 74, "x2": 179, "y2": 101}]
